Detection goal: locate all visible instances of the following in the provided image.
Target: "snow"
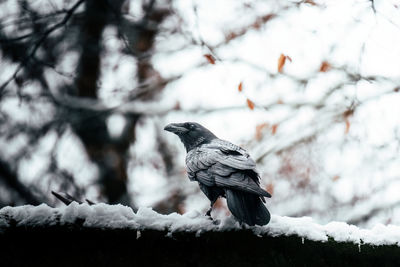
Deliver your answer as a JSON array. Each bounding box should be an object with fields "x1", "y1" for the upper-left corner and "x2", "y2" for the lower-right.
[{"x1": 1, "y1": 203, "x2": 400, "y2": 247}]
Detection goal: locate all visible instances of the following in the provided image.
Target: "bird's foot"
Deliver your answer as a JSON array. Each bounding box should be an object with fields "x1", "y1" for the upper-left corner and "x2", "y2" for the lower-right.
[
  {"x1": 212, "y1": 219, "x2": 221, "y2": 225},
  {"x1": 205, "y1": 207, "x2": 212, "y2": 217},
  {"x1": 205, "y1": 209, "x2": 212, "y2": 217},
  {"x1": 205, "y1": 215, "x2": 220, "y2": 225},
  {"x1": 204, "y1": 208, "x2": 220, "y2": 225}
]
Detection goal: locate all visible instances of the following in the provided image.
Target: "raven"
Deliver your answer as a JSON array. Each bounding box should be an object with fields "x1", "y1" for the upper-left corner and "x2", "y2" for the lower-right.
[{"x1": 164, "y1": 122, "x2": 271, "y2": 226}]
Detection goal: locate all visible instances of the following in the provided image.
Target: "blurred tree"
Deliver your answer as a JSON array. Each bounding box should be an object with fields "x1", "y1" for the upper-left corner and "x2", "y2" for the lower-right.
[
  {"x1": 0, "y1": 0, "x2": 171, "y2": 207},
  {"x1": 0, "y1": 0, "x2": 399, "y2": 227}
]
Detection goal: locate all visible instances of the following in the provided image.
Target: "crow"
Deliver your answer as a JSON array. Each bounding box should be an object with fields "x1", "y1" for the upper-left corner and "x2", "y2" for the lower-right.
[{"x1": 164, "y1": 122, "x2": 271, "y2": 226}]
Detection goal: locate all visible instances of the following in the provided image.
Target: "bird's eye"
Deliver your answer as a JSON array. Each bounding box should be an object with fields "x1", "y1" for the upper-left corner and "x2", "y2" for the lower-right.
[{"x1": 189, "y1": 124, "x2": 195, "y2": 129}]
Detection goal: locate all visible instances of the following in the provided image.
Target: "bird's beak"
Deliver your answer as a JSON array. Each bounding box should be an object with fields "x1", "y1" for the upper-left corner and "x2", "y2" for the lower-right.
[{"x1": 164, "y1": 123, "x2": 188, "y2": 134}]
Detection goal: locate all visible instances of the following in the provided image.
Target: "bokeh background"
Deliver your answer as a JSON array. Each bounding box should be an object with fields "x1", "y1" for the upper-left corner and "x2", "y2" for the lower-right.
[{"x1": 0, "y1": 0, "x2": 399, "y2": 227}]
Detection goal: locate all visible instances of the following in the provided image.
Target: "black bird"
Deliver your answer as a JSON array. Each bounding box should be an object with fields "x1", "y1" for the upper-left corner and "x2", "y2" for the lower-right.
[{"x1": 164, "y1": 122, "x2": 271, "y2": 226}]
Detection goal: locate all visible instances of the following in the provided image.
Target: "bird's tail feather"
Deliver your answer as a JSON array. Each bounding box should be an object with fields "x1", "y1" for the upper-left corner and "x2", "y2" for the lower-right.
[
  {"x1": 51, "y1": 191, "x2": 95, "y2": 206},
  {"x1": 225, "y1": 189, "x2": 270, "y2": 226}
]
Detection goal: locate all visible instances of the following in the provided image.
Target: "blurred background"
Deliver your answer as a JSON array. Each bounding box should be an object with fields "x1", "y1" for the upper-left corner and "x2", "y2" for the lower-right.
[{"x1": 0, "y1": 0, "x2": 399, "y2": 227}]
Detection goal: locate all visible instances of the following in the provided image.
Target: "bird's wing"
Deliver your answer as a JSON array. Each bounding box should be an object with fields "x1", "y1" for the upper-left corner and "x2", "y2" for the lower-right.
[
  {"x1": 186, "y1": 139, "x2": 271, "y2": 198},
  {"x1": 205, "y1": 139, "x2": 257, "y2": 172},
  {"x1": 214, "y1": 170, "x2": 270, "y2": 198}
]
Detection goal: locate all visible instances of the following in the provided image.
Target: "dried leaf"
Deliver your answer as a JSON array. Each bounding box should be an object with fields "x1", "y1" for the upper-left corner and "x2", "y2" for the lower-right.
[
  {"x1": 204, "y1": 54, "x2": 216, "y2": 64},
  {"x1": 173, "y1": 101, "x2": 181, "y2": 110},
  {"x1": 277, "y1": 54, "x2": 286, "y2": 73},
  {"x1": 246, "y1": 98, "x2": 255, "y2": 110},
  {"x1": 343, "y1": 109, "x2": 354, "y2": 118},
  {"x1": 278, "y1": 54, "x2": 292, "y2": 73},
  {"x1": 271, "y1": 124, "x2": 278, "y2": 135},
  {"x1": 303, "y1": 0, "x2": 317, "y2": 6},
  {"x1": 266, "y1": 183, "x2": 274, "y2": 195},
  {"x1": 238, "y1": 81, "x2": 243, "y2": 92},
  {"x1": 255, "y1": 123, "x2": 269, "y2": 140},
  {"x1": 332, "y1": 175, "x2": 340, "y2": 181},
  {"x1": 226, "y1": 32, "x2": 238, "y2": 42},
  {"x1": 252, "y1": 21, "x2": 262, "y2": 29},
  {"x1": 260, "y1": 14, "x2": 276, "y2": 23},
  {"x1": 253, "y1": 14, "x2": 277, "y2": 29},
  {"x1": 277, "y1": 99, "x2": 284, "y2": 104},
  {"x1": 345, "y1": 119, "x2": 350, "y2": 134},
  {"x1": 319, "y1": 61, "x2": 331, "y2": 72}
]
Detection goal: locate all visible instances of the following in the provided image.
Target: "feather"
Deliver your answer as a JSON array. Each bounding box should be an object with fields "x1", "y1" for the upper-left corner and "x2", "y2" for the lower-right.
[{"x1": 225, "y1": 189, "x2": 270, "y2": 226}]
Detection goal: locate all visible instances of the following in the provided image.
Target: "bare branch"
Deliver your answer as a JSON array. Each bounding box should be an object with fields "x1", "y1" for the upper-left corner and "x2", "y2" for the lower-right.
[{"x1": 0, "y1": 0, "x2": 85, "y2": 97}]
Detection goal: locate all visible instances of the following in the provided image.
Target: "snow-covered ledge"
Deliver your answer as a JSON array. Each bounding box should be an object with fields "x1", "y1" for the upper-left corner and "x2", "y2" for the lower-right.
[
  {"x1": 1, "y1": 203, "x2": 400, "y2": 266},
  {"x1": 1, "y1": 203, "x2": 400, "y2": 246}
]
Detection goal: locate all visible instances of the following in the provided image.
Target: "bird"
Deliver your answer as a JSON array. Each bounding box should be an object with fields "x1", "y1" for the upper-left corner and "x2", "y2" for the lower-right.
[{"x1": 164, "y1": 122, "x2": 271, "y2": 226}]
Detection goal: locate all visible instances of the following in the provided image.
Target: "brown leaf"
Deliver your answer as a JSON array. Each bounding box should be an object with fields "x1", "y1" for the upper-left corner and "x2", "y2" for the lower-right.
[
  {"x1": 277, "y1": 99, "x2": 284, "y2": 104},
  {"x1": 332, "y1": 175, "x2": 340, "y2": 181},
  {"x1": 246, "y1": 98, "x2": 255, "y2": 110},
  {"x1": 271, "y1": 124, "x2": 278, "y2": 135},
  {"x1": 303, "y1": 0, "x2": 317, "y2": 6},
  {"x1": 252, "y1": 21, "x2": 262, "y2": 29},
  {"x1": 226, "y1": 32, "x2": 238, "y2": 42},
  {"x1": 277, "y1": 54, "x2": 286, "y2": 73},
  {"x1": 238, "y1": 81, "x2": 243, "y2": 92},
  {"x1": 260, "y1": 14, "x2": 276, "y2": 23},
  {"x1": 204, "y1": 54, "x2": 216, "y2": 64},
  {"x1": 278, "y1": 54, "x2": 292, "y2": 73},
  {"x1": 319, "y1": 61, "x2": 331, "y2": 72},
  {"x1": 173, "y1": 101, "x2": 181, "y2": 110},
  {"x1": 266, "y1": 183, "x2": 274, "y2": 195},
  {"x1": 345, "y1": 119, "x2": 350, "y2": 134},
  {"x1": 255, "y1": 123, "x2": 269, "y2": 140},
  {"x1": 343, "y1": 109, "x2": 354, "y2": 118},
  {"x1": 253, "y1": 14, "x2": 277, "y2": 29}
]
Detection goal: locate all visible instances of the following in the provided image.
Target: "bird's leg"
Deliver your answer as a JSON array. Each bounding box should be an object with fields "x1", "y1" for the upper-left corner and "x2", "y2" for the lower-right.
[
  {"x1": 205, "y1": 206, "x2": 220, "y2": 225},
  {"x1": 205, "y1": 206, "x2": 213, "y2": 217},
  {"x1": 205, "y1": 199, "x2": 222, "y2": 226},
  {"x1": 205, "y1": 198, "x2": 217, "y2": 218}
]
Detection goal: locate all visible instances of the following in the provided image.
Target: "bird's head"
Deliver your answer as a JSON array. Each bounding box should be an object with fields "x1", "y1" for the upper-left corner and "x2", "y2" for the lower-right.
[{"x1": 164, "y1": 122, "x2": 217, "y2": 152}]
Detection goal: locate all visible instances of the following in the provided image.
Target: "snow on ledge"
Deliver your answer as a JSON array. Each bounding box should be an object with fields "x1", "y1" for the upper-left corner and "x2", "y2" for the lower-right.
[{"x1": 0, "y1": 203, "x2": 399, "y2": 246}]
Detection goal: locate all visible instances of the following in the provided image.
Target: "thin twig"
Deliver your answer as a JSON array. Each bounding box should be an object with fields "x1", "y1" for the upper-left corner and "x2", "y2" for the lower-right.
[{"x1": 0, "y1": 0, "x2": 85, "y2": 97}]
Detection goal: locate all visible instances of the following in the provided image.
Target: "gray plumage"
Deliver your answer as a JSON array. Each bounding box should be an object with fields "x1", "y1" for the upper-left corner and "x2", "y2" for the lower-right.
[{"x1": 164, "y1": 122, "x2": 271, "y2": 226}]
